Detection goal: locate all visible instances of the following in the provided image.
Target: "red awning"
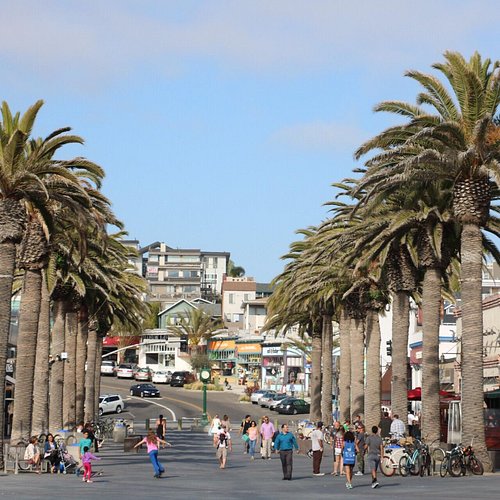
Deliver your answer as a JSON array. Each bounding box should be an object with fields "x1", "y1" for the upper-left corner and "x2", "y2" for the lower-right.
[{"x1": 408, "y1": 387, "x2": 457, "y2": 400}]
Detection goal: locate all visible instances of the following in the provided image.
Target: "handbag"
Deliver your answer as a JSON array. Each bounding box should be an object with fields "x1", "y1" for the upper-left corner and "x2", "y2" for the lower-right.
[{"x1": 242, "y1": 434, "x2": 250, "y2": 443}]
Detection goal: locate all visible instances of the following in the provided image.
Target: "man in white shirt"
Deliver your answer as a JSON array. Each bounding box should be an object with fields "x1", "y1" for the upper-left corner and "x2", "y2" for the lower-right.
[
  {"x1": 311, "y1": 421, "x2": 325, "y2": 476},
  {"x1": 215, "y1": 424, "x2": 232, "y2": 469},
  {"x1": 407, "y1": 411, "x2": 417, "y2": 437},
  {"x1": 390, "y1": 414, "x2": 406, "y2": 440}
]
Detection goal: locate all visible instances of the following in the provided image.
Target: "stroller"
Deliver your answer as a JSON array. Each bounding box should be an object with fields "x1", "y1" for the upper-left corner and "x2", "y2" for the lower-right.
[{"x1": 56, "y1": 442, "x2": 78, "y2": 474}]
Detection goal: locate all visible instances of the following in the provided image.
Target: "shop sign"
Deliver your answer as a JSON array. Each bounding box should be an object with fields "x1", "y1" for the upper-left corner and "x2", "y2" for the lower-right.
[
  {"x1": 208, "y1": 340, "x2": 236, "y2": 351},
  {"x1": 236, "y1": 343, "x2": 261, "y2": 354}
]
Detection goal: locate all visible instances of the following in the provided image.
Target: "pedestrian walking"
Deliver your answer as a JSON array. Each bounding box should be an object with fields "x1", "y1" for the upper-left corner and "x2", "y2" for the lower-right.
[
  {"x1": 365, "y1": 425, "x2": 383, "y2": 489},
  {"x1": 331, "y1": 422, "x2": 345, "y2": 476},
  {"x1": 156, "y1": 414, "x2": 167, "y2": 440},
  {"x1": 311, "y1": 421, "x2": 325, "y2": 476},
  {"x1": 342, "y1": 431, "x2": 357, "y2": 489},
  {"x1": 260, "y1": 416, "x2": 275, "y2": 460},
  {"x1": 209, "y1": 414, "x2": 221, "y2": 436},
  {"x1": 355, "y1": 425, "x2": 365, "y2": 476},
  {"x1": 215, "y1": 424, "x2": 232, "y2": 469},
  {"x1": 247, "y1": 420, "x2": 259, "y2": 460},
  {"x1": 274, "y1": 424, "x2": 299, "y2": 481},
  {"x1": 221, "y1": 414, "x2": 232, "y2": 432},
  {"x1": 133, "y1": 429, "x2": 172, "y2": 478},
  {"x1": 81, "y1": 446, "x2": 101, "y2": 483},
  {"x1": 240, "y1": 415, "x2": 252, "y2": 454}
]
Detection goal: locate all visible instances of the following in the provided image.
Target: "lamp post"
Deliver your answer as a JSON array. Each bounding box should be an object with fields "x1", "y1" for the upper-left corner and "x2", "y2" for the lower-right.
[{"x1": 199, "y1": 367, "x2": 211, "y2": 426}]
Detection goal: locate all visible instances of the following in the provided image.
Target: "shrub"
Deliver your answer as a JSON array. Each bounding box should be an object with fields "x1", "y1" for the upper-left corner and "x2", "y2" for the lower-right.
[
  {"x1": 184, "y1": 382, "x2": 223, "y2": 391},
  {"x1": 244, "y1": 385, "x2": 260, "y2": 397},
  {"x1": 239, "y1": 395, "x2": 251, "y2": 402}
]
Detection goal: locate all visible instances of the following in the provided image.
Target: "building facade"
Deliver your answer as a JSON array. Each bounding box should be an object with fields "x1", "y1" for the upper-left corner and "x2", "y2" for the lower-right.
[{"x1": 221, "y1": 276, "x2": 256, "y2": 328}]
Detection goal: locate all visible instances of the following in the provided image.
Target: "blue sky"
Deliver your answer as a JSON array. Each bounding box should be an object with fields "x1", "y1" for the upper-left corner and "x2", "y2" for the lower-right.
[{"x1": 2, "y1": 1, "x2": 499, "y2": 281}]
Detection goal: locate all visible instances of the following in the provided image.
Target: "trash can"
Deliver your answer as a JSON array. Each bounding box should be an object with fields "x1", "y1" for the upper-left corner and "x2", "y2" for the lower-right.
[
  {"x1": 113, "y1": 419, "x2": 127, "y2": 443},
  {"x1": 123, "y1": 435, "x2": 143, "y2": 452}
]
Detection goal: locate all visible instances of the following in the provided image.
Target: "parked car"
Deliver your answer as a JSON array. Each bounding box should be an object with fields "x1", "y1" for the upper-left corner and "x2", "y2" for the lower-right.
[
  {"x1": 134, "y1": 367, "x2": 153, "y2": 381},
  {"x1": 130, "y1": 383, "x2": 160, "y2": 398},
  {"x1": 258, "y1": 391, "x2": 279, "y2": 408},
  {"x1": 276, "y1": 398, "x2": 310, "y2": 415},
  {"x1": 250, "y1": 389, "x2": 275, "y2": 404},
  {"x1": 270, "y1": 396, "x2": 296, "y2": 411},
  {"x1": 261, "y1": 393, "x2": 288, "y2": 409},
  {"x1": 116, "y1": 363, "x2": 136, "y2": 379},
  {"x1": 152, "y1": 370, "x2": 172, "y2": 384},
  {"x1": 98, "y1": 394, "x2": 124, "y2": 415},
  {"x1": 170, "y1": 371, "x2": 196, "y2": 387},
  {"x1": 100, "y1": 360, "x2": 117, "y2": 376}
]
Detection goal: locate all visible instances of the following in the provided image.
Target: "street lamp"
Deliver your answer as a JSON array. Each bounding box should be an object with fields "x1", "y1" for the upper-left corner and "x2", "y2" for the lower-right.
[{"x1": 199, "y1": 367, "x2": 211, "y2": 426}]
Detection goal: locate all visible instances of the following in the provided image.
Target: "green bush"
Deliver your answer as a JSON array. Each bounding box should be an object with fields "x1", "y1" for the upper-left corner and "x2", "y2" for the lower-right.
[
  {"x1": 184, "y1": 382, "x2": 223, "y2": 391},
  {"x1": 239, "y1": 395, "x2": 251, "y2": 402}
]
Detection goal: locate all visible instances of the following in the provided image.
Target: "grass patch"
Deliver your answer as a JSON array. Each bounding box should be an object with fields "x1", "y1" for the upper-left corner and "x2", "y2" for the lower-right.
[
  {"x1": 184, "y1": 382, "x2": 224, "y2": 391},
  {"x1": 239, "y1": 395, "x2": 251, "y2": 402}
]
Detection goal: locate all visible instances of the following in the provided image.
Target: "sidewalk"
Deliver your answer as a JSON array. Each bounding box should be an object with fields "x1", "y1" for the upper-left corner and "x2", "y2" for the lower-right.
[{"x1": 0, "y1": 430, "x2": 498, "y2": 499}]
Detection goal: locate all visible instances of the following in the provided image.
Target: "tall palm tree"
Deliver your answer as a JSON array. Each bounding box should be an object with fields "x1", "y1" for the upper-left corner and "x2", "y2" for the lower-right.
[{"x1": 354, "y1": 52, "x2": 500, "y2": 466}]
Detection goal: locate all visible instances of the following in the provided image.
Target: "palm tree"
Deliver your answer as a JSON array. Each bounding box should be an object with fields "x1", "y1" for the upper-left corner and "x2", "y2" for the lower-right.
[
  {"x1": 354, "y1": 52, "x2": 500, "y2": 466},
  {"x1": 227, "y1": 260, "x2": 245, "y2": 278}
]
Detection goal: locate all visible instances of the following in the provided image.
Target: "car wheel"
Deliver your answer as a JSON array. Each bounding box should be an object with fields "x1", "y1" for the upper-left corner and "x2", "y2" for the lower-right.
[
  {"x1": 116, "y1": 405, "x2": 122, "y2": 414},
  {"x1": 140, "y1": 392, "x2": 144, "y2": 397},
  {"x1": 293, "y1": 408, "x2": 298, "y2": 415},
  {"x1": 98, "y1": 408, "x2": 103, "y2": 416}
]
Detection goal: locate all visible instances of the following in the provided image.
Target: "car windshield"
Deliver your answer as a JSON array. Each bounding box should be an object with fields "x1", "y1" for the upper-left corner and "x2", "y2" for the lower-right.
[
  {"x1": 102, "y1": 361, "x2": 114, "y2": 366},
  {"x1": 155, "y1": 372, "x2": 166, "y2": 375},
  {"x1": 98, "y1": 397, "x2": 104, "y2": 403},
  {"x1": 142, "y1": 384, "x2": 155, "y2": 388},
  {"x1": 119, "y1": 365, "x2": 131, "y2": 369}
]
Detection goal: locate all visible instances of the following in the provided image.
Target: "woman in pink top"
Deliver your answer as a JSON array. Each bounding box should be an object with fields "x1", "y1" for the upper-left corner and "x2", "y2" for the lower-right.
[
  {"x1": 134, "y1": 429, "x2": 172, "y2": 478},
  {"x1": 247, "y1": 421, "x2": 259, "y2": 460}
]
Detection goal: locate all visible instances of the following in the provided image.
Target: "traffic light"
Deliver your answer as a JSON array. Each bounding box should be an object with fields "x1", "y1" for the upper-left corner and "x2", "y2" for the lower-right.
[{"x1": 386, "y1": 340, "x2": 392, "y2": 356}]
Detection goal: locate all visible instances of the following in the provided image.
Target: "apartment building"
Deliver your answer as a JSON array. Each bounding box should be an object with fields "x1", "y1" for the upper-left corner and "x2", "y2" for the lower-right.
[
  {"x1": 222, "y1": 276, "x2": 256, "y2": 329},
  {"x1": 140, "y1": 242, "x2": 229, "y2": 303}
]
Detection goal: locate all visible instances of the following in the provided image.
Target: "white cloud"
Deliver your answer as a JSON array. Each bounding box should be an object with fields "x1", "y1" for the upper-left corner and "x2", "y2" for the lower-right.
[
  {"x1": 0, "y1": 0, "x2": 498, "y2": 88},
  {"x1": 271, "y1": 121, "x2": 367, "y2": 152}
]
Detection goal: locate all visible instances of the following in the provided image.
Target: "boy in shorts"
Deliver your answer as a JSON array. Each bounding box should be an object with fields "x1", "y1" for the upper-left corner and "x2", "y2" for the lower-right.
[{"x1": 364, "y1": 425, "x2": 383, "y2": 488}]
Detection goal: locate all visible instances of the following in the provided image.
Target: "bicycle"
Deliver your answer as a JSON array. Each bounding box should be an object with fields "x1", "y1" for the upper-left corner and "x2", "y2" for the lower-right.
[
  {"x1": 399, "y1": 441, "x2": 423, "y2": 477},
  {"x1": 379, "y1": 438, "x2": 405, "y2": 477},
  {"x1": 448, "y1": 439, "x2": 484, "y2": 477},
  {"x1": 439, "y1": 443, "x2": 462, "y2": 477}
]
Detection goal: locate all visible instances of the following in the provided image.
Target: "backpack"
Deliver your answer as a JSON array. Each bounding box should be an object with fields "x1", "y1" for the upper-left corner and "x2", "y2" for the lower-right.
[
  {"x1": 343, "y1": 440, "x2": 356, "y2": 465},
  {"x1": 218, "y1": 432, "x2": 227, "y2": 448}
]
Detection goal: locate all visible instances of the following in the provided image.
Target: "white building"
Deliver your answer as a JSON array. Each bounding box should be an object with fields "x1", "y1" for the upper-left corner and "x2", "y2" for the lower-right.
[{"x1": 222, "y1": 276, "x2": 256, "y2": 328}]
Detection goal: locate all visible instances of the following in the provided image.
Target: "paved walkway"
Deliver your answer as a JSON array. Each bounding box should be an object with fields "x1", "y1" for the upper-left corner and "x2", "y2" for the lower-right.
[{"x1": 0, "y1": 431, "x2": 498, "y2": 499}]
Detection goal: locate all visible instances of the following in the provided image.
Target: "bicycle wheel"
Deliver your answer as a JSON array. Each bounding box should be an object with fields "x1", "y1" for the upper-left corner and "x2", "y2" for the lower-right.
[
  {"x1": 469, "y1": 457, "x2": 484, "y2": 476},
  {"x1": 432, "y1": 447, "x2": 446, "y2": 463},
  {"x1": 411, "y1": 455, "x2": 422, "y2": 476},
  {"x1": 439, "y1": 456, "x2": 449, "y2": 477},
  {"x1": 380, "y1": 456, "x2": 396, "y2": 477},
  {"x1": 449, "y1": 456, "x2": 463, "y2": 477},
  {"x1": 399, "y1": 455, "x2": 410, "y2": 477}
]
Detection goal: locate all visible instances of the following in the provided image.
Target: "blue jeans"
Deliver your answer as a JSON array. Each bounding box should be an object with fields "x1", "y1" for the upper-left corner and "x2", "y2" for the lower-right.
[
  {"x1": 148, "y1": 450, "x2": 164, "y2": 476},
  {"x1": 249, "y1": 439, "x2": 257, "y2": 457}
]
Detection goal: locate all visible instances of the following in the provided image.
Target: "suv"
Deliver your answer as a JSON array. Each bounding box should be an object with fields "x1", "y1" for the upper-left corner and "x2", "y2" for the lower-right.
[
  {"x1": 98, "y1": 394, "x2": 125, "y2": 416},
  {"x1": 101, "y1": 360, "x2": 117, "y2": 376},
  {"x1": 170, "y1": 371, "x2": 196, "y2": 387}
]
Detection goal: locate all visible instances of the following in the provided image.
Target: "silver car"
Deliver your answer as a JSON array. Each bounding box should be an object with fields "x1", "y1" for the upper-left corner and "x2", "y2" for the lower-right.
[
  {"x1": 116, "y1": 363, "x2": 135, "y2": 379},
  {"x1": 101, "y1": 360, "x2": 117, "y2": 376},
  {"x1": 250, "y1": 389, "x2": 276, "y2": 404}
]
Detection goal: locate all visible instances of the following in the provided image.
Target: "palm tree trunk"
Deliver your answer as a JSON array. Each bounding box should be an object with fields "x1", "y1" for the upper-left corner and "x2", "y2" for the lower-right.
[
  {"x1": 421, "y1": 268, "x2": 441, "y2": 444},
  {"x1": 63, "y1": 308, "x2": 78, "y2": 429},
  {"x1": 391, "y1": 291, "x2": 409, "y2": 420},
  {"x1": 11, "y1": 269, "x2": 42, "y2": 443},
  {"x1": 350, "y1": 316, "x2": 365, "y2": 419},
  {"x1": 49, "y1": 299, "x2": 66, "y2": 431},
  {"x1": 0, "y1": 241, "x2": 16, "y2": 467},
  {"x1": 84, "y1": 327, "x2": 97, "y2": 422},
  {"x1": 321, "y1": 314, "x2": 333, "y2": 425},
  {"x1": 75, "y1": 306, "x2": 88, "y2": 424},
  {"x1": 365, "y1": 309, "x2": 381, "y2": 431},
  {"x1": 94, "y1": 340, "x2": 103, "y2": 415},
  {"x1": 339, "y1": 309, "x2": 351, "y2": 421},
  {"x1": 310, "y1": 321, "x2": 322, "y2": 421},
  {"x1": 32, "y1": 274, "x2": 50, "y2": 435},
  {"x1": 461, "y1": 223, "x2": 491, "y2": 470}
]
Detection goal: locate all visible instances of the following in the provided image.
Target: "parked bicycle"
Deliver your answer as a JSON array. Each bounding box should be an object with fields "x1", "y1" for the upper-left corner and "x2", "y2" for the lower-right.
[
  {"x1": 399, "y1": 439, "x2": 424, "y2": 477},
  {"x1": 448, "y1": 439, "x2": 484, "y2": 477}
]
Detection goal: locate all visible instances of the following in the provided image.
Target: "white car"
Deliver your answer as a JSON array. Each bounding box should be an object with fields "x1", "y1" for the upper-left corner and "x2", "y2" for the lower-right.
[
  {"x1": 152, "y1": 370, "x2": 172, "y2": 384},
  {"x1": 101, "y1": 360, "x2": 117, "y2": 376},
  {"x1": 260, "y1": 392, "x2": 281, "y2": 408},
  {"x1": 250, "y1": 389, "x2": 275, "y2": 404},
  {"x1": 99, "y1": 394, "x2": 125, "y2": 416},
  {"x1": 116, "y1": 363, "x2": 135, "y2": 379}
]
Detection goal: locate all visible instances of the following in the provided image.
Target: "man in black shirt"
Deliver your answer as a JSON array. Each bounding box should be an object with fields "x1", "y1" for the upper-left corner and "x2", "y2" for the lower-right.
[
  {"x1": 239, "y1": 415, "x2": 251, "y2": 453},
  {"x1": 378, "y1": 412, "x2": 391, "y2": 439}
]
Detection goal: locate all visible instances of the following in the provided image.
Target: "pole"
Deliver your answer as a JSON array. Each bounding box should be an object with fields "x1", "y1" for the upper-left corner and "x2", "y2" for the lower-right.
[{"x1": 201, "y1": 383, "x2": 208, "y2": 426}]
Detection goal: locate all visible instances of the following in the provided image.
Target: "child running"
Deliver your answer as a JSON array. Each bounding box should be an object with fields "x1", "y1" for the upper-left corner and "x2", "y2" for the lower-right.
[
  {"x1": 134, "y1": 429, "x2": 172, "y2": 478},
  {"x1": 81, "y1": 446, "x2": 100, "y2": 483}
]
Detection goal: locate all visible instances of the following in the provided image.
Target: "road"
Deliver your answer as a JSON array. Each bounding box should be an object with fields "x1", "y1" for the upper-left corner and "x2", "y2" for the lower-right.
[{"x1": 99, "y1": 376, "x2": 306, "y2": 430}]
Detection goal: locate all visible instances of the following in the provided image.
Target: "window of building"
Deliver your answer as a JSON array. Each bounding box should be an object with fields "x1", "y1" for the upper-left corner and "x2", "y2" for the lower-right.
[
  {"x1": 168, "y1": 270, "x2": 179, "y2": 278},
  {"x1": 233, "y1": 313, "x2": 242, "y2": 322},
  {"x1": 183, "y1": 270, "x2": 199, "y2": 278},
  {"x1": 149, "y1": 254, "x2": 159, "y2": 263},
  {"x1": 244, "y1": 293, "x2": 250, "y2": 301},
  {"x1": 146, "y1": 353, "x2": 159, "y2": 364},
  {"x1": 183, "y1": 285, "x2": 198, "y2": 293}
]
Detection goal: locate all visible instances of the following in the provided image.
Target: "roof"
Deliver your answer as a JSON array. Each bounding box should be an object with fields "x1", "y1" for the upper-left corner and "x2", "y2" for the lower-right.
[{"x1": 223, "y1": 281, "x2": 256, "y2": 292}]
